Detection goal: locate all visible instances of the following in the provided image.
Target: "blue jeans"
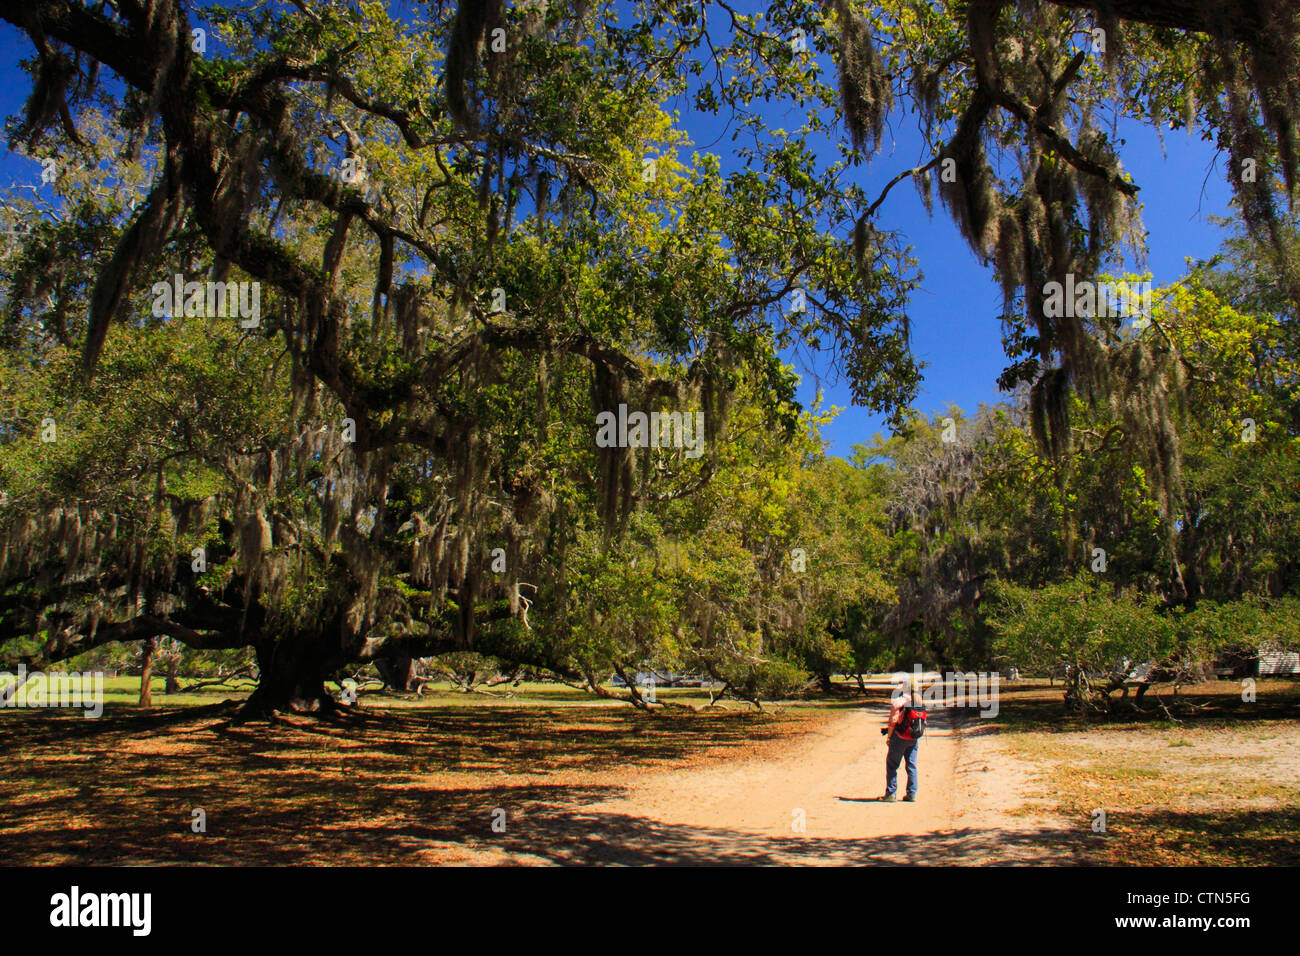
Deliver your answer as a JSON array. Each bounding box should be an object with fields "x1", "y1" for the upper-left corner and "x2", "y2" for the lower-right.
[{"x1": 885, "y1": 734, "x2": 918, "y2": 798}]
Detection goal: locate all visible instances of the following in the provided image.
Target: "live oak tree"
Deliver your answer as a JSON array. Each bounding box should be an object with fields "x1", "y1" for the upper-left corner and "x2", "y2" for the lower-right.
[
  {"x1": 856, "y1": 237, "x2": 1299, "y2": 690},
  {"x1": 844, "y1": 0, "x2": 1298, "y2": 520},
  {"x1": 1, "y1": 0, "x2": 1297, "y2": 714},
  {"x1": 0, "y1": 0, "x2": 915, "y2": 714},
  {"x1": 872, "y1": 258, "x2": 1300, "y2": 706},
  {"x1": 989, "y1": 575, "x2": 1300, "y2": 715},
  {"x1": 691, "y1": 0, "x2": 1297, "y2": 525}
]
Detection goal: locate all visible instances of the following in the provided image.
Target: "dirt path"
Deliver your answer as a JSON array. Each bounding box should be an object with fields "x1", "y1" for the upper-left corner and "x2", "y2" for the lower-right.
[
  {"x1": 0, "y1": 697, "x2": 1081, "y2": 865},
  {"x1": 530, "y1": 702, "x2": 1079, "y2": 865},
  {"x1": 592, "y1": 703, "x2": 961, "y2": 837}
]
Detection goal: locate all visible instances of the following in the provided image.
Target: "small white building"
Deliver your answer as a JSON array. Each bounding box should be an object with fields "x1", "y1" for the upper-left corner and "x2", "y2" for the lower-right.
[{"x1": 1258, "y1": 645, "x2": 1300, "y2": 676}]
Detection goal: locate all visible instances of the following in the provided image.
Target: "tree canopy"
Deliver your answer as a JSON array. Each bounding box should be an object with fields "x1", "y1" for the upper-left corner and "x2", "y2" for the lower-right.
[{"x1": 0, "y1": 0, "x2": 1296, "y2": 716}]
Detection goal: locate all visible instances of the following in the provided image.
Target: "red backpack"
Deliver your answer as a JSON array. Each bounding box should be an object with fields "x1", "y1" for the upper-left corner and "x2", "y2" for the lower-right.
[{"x1": 897, "y1": 697, "x2": 928, "y2": 740}]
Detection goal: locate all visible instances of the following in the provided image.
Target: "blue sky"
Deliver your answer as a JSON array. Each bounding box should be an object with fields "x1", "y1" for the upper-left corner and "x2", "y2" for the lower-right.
[
  {"x1": 0, "y1": 3, "x2": 1237, "y2": 459},
  {"x1": 787, "y1": 114, "x2": 1235, "y2": 458},
  {"x1": 650, "y1": 3, "x2": 1238, "y2": 458}
]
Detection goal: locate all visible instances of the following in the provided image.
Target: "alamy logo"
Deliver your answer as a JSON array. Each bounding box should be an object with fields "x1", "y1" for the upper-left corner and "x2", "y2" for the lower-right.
[
  {"x1": 0, "y1": 664, "x2": 102, "y2": 718},
  {"x1": 49, "y1": 886, "x2": 151, "y2": 936},
  {"x1": 1043, "y1": 275, "x2": 1151, "y2": 322},
  {"x1": 151, "y1": 273, "x2": 261, "y2": 328},
  {"x1": 891, "y1": 666, "x2": 1000, "y2": 717},
  {"x1": 595, "y1": 404, "x2": 705, "y2": 459}
]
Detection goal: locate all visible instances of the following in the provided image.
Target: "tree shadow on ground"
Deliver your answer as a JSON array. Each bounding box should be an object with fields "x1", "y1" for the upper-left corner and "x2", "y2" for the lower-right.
[
  {"x1": 2, "y1": 703, "x2": 892, "y2": 865},
  {"x1": 1092, "y1": 807, "x2": 1300, "y2": 866},
  {"x1": 495, "y1": 811, "x2": 1086, "y2": 865},
  {"x1": 5, "y1": 698, "x2": 1286, "y2": 865}
]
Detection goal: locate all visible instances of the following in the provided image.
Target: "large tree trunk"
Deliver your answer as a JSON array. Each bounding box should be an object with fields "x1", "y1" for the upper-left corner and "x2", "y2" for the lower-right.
[
  {"x1": 139, "y1": 637, "x2": 154, "y2": 707},
  {"x1": 164, "y1": 650, "x2": 180, "y2": 694},
  {"x1": 375, "y1": 655, "x2": 415, "y2": 692},
  {"x1": 239, "y1": 628, "x2": 347, "y2": 719}
]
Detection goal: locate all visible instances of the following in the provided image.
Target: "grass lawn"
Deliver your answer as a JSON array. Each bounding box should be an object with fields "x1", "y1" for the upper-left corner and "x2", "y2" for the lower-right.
[{"x1": 24, "y1": 675, "x2": 815, "y2": 710}]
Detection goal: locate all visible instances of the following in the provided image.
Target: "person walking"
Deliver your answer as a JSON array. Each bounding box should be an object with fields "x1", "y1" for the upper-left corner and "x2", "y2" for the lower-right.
[{"x1": 881, "y1": 675, "x2": 927, "y2": 802}]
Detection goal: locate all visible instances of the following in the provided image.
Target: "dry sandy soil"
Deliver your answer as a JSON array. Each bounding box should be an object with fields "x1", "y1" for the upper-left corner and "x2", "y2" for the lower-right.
[
  {"x1": 0, "y1": 699, "x2": 1083, "y2": 865},
  {"x1": 514, "y1": 702, "x2": 1081, "y2": 865},
  {"x1": 9, "y1": 680, "x2": 1296, "y2": 865}
]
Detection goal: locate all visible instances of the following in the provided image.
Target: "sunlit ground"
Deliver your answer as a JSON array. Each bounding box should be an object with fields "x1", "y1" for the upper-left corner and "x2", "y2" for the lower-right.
[{"x1": 1, "y1": 676, "x2": 1296, "y2": 865}]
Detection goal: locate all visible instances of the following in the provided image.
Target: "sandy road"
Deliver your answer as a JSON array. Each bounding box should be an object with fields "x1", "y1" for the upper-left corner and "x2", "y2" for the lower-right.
[
  {"x1": 563, "y1": 701, "x2": 1074, "y2": 864},
  {"x1": 593, "y1": 703, "x2": 961, "y2": 837}
]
